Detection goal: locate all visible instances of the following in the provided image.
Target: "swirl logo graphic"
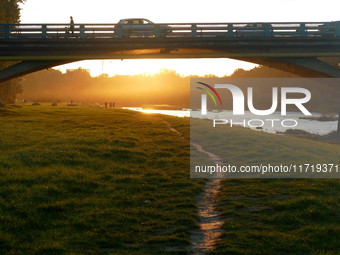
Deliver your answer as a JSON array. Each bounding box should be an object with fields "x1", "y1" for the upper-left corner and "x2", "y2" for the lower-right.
[{"x1": 196, "y1": 82, "x2": 222, "y2": 106}]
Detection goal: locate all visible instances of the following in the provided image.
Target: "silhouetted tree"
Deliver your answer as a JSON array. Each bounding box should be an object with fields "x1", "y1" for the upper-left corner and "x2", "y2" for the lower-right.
[
  {"x1": 0, "y1": 79, "x2": 23, "y2": 103},
  {"x1": 0, "y1": 0, "x2": 26, "y2": 104},
  {"x1": 0, "y1": 0, "x2": 26, "y2": 70}
]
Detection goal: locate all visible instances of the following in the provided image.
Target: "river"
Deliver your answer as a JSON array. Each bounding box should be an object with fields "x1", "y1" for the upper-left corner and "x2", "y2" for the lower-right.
[{"x1": 123, "y1": 107, "x2": 338, "y2": 135}]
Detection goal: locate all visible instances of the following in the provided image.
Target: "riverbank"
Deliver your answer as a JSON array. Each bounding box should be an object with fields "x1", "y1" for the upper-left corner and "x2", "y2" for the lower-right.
[
  {"x1": 299, "y1": 116, "x2": 338, "y2": 121},
  {"x1": 276, "y1": 129, "x2": 340, "y2": 145},
  {"x1": 0, "y1": 104, "x2": 206, "y2": 254}
]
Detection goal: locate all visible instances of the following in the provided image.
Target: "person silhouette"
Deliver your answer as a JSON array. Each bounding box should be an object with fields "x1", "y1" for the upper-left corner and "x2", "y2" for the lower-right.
[{"x1": 70, "y1": 16, "x2": 74, "y2": 35}]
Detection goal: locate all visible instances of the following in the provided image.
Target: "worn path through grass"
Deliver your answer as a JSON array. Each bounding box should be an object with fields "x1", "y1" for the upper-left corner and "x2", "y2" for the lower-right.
[
  {"x1": 190, "y1": 118, "x2": 340, "y2": 254},
  {"x1": 0, "y1": 104, "x2": 207, "y2": 255}
]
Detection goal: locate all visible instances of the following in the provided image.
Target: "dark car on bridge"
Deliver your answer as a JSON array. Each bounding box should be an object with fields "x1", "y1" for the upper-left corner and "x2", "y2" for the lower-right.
[
  {"x1": 114, "y1": 18, "x2": 172, "y2": 38},
  {"x1": 236, "y1": 23, "x2": 273, "y2": 37},
  {"x1": 317, "y1": 22, "x2": 338, "y2": 36}
]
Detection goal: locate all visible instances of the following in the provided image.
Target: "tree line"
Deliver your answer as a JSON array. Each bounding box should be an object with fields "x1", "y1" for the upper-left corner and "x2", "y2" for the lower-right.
[
  {"x1": 0, "y1": 0, "x2": 26, "y2": 104},
  {"x1": 17, "y1": 65, "x2": 340, "y2": 113}
]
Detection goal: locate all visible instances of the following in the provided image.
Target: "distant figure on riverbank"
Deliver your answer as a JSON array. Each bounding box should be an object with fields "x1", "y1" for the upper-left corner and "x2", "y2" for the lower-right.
[
  {"x1": 104, "y1": 101, "x2": 108, "y2": 108},
  {"x1": 109, "y1": 102, "x2": 112, "y2": 108},
  {"x1": 70, "y1": 16, "x2": 74, "y2": 35}
]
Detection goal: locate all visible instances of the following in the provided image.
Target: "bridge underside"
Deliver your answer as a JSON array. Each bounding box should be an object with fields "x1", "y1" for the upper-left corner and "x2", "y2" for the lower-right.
[
  {"x1": 1, "y1": 37, "x2": 340, "y2": 81},
  {"x1": 0, "y1": 60, "x2": 73, "y2": 83},
  {"x1": 239, "y1": 57, "x2": 340, "y2": 78},
  {"x1": 2, "y1": 56, "x2": 340, "y2": 83}
]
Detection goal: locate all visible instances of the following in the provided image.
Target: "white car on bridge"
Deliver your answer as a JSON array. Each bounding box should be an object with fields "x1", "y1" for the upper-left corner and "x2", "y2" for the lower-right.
[{"x1": 114, "y1": 18, "x2": 172, "y2": 37}]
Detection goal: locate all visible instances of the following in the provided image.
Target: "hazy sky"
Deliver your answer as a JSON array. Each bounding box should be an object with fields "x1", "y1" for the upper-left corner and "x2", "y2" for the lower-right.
[{"x1": 19, "y1": 0, "x2": 340, "y2": 76}]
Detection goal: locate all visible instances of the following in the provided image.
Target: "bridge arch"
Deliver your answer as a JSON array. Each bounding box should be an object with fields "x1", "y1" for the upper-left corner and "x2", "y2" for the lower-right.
[{"x1": 1, "y1": 21, "x2": 340, "y2": 81}]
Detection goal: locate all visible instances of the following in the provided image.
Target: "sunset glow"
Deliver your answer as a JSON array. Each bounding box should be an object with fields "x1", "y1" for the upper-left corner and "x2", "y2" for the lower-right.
[{"x1": 54, "y1": 59, "x2": 257, "y2": 77}]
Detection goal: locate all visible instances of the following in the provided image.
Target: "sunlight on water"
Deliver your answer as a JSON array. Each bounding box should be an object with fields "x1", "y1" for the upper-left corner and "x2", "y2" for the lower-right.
[
  {"x1": 123, "y1": 107, "x2": 190, "y2": 118},
  {"x1": 124, "y1": 108, "x2": 338, "y2": 135}
]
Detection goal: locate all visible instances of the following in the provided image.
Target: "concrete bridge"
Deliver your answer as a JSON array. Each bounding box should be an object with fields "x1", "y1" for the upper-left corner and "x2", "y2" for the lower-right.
[{"x1": 1, "y1": 21, "x2": 340, "y2": 82}]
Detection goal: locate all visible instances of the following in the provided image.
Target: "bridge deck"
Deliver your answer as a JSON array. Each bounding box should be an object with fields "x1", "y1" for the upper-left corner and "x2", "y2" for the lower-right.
[
  {"x1": 0, "y1": 22, "x2": 340, "y2": 61},
  {"x1": 1, "y1": 21, "x2": 340, "y2": 40}
]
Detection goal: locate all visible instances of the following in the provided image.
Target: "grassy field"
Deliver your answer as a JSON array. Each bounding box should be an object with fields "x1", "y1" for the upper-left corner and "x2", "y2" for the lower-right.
[
  {"x1": 189, "y1": 119, "x2": 340, "y2": 254},
  {"x1": 0, "y1": 104, "x2": 206, "y2": 255},
  {"x1": 1, "y1": 104, "x2": 340, "y2": 254},
  {"x1": 214, "y1": 178, "x2": 340, "y2": 255},
  {"x1": 191, "y1": 118, "x2": 340, "y2": 178}
]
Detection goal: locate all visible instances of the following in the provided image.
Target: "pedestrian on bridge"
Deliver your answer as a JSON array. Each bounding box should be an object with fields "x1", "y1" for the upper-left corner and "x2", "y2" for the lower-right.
[{"x1": 70, "y1": 16, "x2": 74, "y2": 35}]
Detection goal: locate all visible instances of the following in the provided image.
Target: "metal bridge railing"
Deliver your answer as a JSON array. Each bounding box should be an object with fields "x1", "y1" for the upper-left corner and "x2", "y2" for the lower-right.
[{"x1": 0, "y1": 22, "x2": 339, "y2": 39}]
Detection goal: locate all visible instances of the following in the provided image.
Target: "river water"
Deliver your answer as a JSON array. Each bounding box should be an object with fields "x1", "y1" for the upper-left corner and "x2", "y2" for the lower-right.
[{"x1": 124, "y1": 107, "x2": 338, "y2": 135}]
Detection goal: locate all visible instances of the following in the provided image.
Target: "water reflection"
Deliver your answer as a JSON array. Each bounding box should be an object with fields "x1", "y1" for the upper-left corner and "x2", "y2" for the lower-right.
[{"x1": 123, "y1": 107, "x2": 338, "y2": 135}]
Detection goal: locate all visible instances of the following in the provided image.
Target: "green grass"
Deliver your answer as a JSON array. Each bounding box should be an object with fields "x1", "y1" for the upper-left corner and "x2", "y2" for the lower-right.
[
  {"x1": 190, "y1": 118, "x2": 340, "y2": 178},
  {"x1": 0, "y1": 104, "x2": 205, "y2": 255},
  {"x1": 2, "y1": 104, "x2": 340, "y2": 254},
  {"x1": 213, "y1": 178, "x2": 340, "y2": 255},
  {"x1": 189, "y1": 119, "x2": 340, "y2": 254}
]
